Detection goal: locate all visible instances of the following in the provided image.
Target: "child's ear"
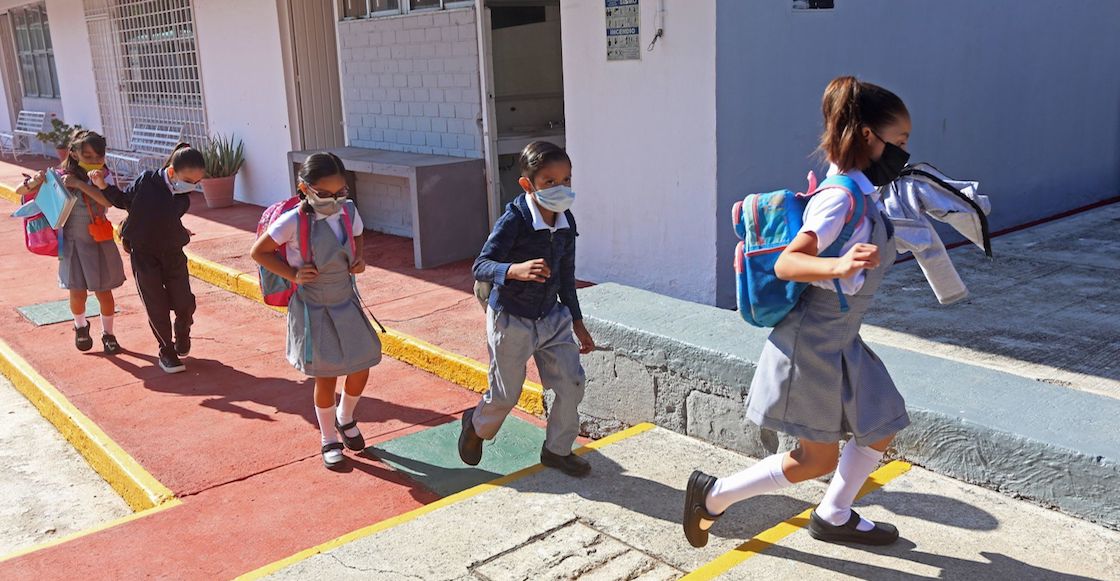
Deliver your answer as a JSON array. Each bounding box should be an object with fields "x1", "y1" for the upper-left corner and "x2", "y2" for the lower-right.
[
  {"x1": 518, "y1": 176, "x2": 534, "y2": 193},
  {"x1": 167, "y1": 167, "x2": 175, "y2": 180}
]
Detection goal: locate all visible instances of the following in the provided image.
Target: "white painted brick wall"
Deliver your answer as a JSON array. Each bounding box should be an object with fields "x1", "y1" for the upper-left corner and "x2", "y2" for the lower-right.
[
  {"x1": 354, "y1": 173, "x2": 413, "y2": 238},
  {"x1": 338, "y1": 9, "x2": 483, "y2": 159}
]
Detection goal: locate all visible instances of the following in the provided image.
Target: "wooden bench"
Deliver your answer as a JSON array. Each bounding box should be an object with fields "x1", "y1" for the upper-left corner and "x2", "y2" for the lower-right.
[
  {"x1": 288, "y1": 147, "x2": 489, "y2": 269},
  {"x1": 106, "y1": 124, "x2": 183, "y2": 183},
  {"x1": 0, "y1": 111, "x2": 47, "y2": 160}
]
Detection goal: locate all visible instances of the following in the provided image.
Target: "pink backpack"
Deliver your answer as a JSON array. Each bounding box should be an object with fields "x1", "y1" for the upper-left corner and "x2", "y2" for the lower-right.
[
  {"x1": 256, "y1": 197, "x2": 356, "y2": 307},
  {"x1": 18, "y1": 176, "x2": 59, "y2": 257}
]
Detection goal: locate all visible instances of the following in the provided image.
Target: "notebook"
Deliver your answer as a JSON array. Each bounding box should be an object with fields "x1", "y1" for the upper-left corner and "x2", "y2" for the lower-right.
[{"x1": 35, "y1": 169, "x2": 78, "y2": 229}]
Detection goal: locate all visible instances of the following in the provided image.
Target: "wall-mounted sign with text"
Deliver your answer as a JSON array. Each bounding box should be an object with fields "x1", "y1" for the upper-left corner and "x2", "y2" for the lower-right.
[{"x1": 606, "y1": 0, "x2": 640, "y2": 61}]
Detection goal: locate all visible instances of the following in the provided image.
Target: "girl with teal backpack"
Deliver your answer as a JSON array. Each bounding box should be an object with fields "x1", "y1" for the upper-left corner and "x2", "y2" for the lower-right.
[{"x1": 684, "y1": 76, "x2": 912, "y2": 549}]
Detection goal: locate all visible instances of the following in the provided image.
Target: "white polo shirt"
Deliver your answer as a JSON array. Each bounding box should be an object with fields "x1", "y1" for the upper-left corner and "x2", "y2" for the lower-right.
[
  {"x1": 267, "y1": 208, "x2": 364, "y2": 268},
  {"x1": 799, "y1": 166, "x2": 882, "y2": 295},
  {"x1": 526, "y1": 194, "x2": 570, "y2": 232}
]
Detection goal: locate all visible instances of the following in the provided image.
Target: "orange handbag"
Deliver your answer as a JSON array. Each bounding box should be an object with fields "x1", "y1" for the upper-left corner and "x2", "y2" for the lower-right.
[{"x1": 84, "y1": 195, "x2": 114, "y2": 242}]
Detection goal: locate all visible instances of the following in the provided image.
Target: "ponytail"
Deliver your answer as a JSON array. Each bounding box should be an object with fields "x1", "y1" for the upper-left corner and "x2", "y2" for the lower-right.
[
  {"x1": 818, "y1": 76, "x2": 908, "y2": 172},
  {"x1": 163, "y1": 142, "x2": 205, "y2": 171}
]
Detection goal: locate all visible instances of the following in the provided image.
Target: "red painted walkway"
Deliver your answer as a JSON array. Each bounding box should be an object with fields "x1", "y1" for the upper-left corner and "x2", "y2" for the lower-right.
[{"x1": 0, "y1": 155, "x2": 548, "y2": 578}]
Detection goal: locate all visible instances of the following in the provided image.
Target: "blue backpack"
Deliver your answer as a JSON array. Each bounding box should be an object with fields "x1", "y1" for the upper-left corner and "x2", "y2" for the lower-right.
[{"x1": 732, "y1": 172, "x2": 866, "y2": 327}]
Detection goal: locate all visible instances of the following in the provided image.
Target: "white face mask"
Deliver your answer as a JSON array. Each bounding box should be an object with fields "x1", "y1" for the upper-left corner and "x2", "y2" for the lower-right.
[
  {"x1": 534, "y1": 185, "x2": 575, "y2": 213},
  {"x1": 302, "y1": 182, "x2": 347, "y2": 216},
  {"x1": 164, "y1": 169, "x2": 202, "y2": 194}
]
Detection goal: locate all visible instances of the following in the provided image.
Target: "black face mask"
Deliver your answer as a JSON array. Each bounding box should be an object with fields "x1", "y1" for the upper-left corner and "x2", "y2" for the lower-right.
[{"x1": 864, "y1": 135, "x2": 910, "y2": 187}]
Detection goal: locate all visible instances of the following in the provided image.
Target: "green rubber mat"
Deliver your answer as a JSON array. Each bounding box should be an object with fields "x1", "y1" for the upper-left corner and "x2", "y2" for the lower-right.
[
  {"x1": 371, "y1": 415, "x2": 576, "y2": 497},
  {"x1": 17, "y1": 296, "x2": 114, "y2": 326}
]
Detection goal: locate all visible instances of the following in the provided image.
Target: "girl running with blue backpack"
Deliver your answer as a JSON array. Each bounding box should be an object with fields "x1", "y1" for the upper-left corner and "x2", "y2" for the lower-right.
[{"x1": 684, "y1": 76, "x2": 912, "y2": 547}]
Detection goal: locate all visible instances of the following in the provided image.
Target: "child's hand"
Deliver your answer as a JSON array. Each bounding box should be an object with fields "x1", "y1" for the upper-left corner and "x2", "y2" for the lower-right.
[
  {"x1": 833, "y1": 243, "x2": 880, "y2": 279},
  {"x1": 508, "y1": 259, "x2": 551, "y2": 283},
  {"x1": 88, "y1": 169, "x2": 108, "y2": 189},
  {"x1": 61, "y1": 174, "x2": 81, "y2": 190},
  {"x1": 350, "y1": 257, "x2": 366, "y2": 274},
  {"x1": 294, "y1": 265, "x2": 319, "y2": 284},
  {"x1": 23, "y1": 171, "x2": 44, "y2": 189},
  {"x1": 573, "y1": 320, "x2": 596, "y2": 354}
]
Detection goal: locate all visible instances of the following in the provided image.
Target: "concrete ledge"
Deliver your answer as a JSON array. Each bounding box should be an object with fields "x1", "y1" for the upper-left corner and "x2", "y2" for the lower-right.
[{"x1": 578, "y1": 283, "x2": 1120, "y2": 530}]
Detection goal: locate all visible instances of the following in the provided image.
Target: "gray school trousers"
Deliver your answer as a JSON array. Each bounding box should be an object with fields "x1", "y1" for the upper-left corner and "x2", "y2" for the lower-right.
[{"x1": 472, "y1": 304, "x2": 586, "y2": 455}]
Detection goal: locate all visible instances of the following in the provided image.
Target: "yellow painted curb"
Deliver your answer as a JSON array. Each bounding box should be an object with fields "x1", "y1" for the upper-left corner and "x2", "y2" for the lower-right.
[
  {"x1": 681, "y1": 460, "x2": 913, "y2": 580},
  {"x1": 182, "y1": 249, "x2": 545, "y2": 415},
  {"x1": 0, "y1": 339, "x2": 176, "y2": 512},
  {"x1": 236, "y1": 422, "x2": 657, "y2": 580},
  {"x1": 0, "y1": 498, "x2": 182, "y2": 565},
  {"x1": 0, "y1": 182, "x2": 19, "y2": 204}
]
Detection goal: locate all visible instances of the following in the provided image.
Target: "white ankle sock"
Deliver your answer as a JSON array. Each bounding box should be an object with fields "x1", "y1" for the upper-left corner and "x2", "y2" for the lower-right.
[
  {"x1": 705, "y1": 452, "x2": 793, "y2": 516},
  {"x1": 336, "y1": 393, "x2": 361, "y2": 438},
  {"x1": 74, "y1": 314, "x2": 87, "y2": 329},
  {"x1": 815, "y1": 443, "x2": 884, "y2": 532},
  {"x1": 315, "y1": 405, "x2": 340, "y2": 445},
  {"x1": 101, "y1": 315, "x2": 114, "y2": 335}
]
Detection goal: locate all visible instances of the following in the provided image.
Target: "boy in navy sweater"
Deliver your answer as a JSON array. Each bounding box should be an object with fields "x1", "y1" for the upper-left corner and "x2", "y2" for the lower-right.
[{"x1": 459, "y1": 141, "x2": 595, "y2": 476}]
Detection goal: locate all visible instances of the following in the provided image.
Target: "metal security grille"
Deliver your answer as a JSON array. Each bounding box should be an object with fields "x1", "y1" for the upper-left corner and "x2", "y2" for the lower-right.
[{"x1": 84, "y1": 0, "x2": 206, "y2": 151}]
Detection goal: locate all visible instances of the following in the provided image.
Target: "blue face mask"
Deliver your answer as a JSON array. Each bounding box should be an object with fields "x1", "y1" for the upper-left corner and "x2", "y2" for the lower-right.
[
  {"x1": 534, "y1": 185, "x2": 575, "y2": 213},
  {"x1": 165, "y1": 169, "x2": 202, "y2": 194}
]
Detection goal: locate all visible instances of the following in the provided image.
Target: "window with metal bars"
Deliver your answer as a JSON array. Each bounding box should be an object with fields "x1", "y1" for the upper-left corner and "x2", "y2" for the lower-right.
[
  {"x1": 337, "y1": 0, "x2": 473, "y2": 21},
  {"x1": 9, "y1": 2, "x2": 59, "y2": 99},
  {"x1": 84, "y1": 0, "x2": 207, "y2": 146}
]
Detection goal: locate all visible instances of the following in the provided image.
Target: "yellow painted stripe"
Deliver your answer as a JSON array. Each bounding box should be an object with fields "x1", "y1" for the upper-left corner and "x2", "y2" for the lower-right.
[
  {"x1": 235, "y1": 422, "x2": 658, "y2": 580},
  {"x1": 0, "y1": 339, "x2": 176, "y2": 512},
  {"x1": 681, "y1": 460, "x2": 912, "y2": 581},
  {"x1": 0, "y1": 498, "x2": 182, "y2": 564},
  {"x1": 0, "y1": 182, "x2": 20, "y2": 204}
]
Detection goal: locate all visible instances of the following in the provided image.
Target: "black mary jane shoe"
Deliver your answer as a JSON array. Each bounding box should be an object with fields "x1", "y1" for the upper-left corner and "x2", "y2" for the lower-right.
[
  {"x1": 75, "y1": 323, "x2": 93, "y2": 352},
  {"x1": 102, "y1": 334, "x2": 121, "y2": 355},
  {"x1": 540, "y1": 445, "x2": 591, "y2": 478},
  {"x1": 683, "y1": 470, "x2": 724, "y2": 548},
  {"x1": 335, "y1": 419, "x2": 366, "y2": 452},
  {"x1": 808, "y1": 510, "x2": 899, "y2": 546},
  {"x1": 322, "y1": 442, "x2": 347, "y2": 470}
]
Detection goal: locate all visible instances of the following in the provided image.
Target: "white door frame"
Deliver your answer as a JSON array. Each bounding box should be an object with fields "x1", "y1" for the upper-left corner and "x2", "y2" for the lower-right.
[{"x1": 474, "y1": 0, "x2": 500, "y2": 226}]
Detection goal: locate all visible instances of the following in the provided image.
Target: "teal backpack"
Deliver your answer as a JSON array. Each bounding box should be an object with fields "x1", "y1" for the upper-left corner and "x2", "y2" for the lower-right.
[{"x1": 732, "y1": 172, "x2": 866, "y2": 327}]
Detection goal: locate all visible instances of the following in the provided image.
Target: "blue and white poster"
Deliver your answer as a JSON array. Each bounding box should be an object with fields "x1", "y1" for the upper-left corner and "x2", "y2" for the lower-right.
[{"x1": 606, "y1": 0, "x2": 640, "y2": 61}]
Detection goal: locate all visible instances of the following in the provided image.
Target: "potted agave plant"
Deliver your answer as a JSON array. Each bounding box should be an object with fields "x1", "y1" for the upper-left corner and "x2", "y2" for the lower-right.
[
  {"x1": 200, "y1": 133, "x2": 245, "y2": 208},
  {"x1": 36, "y1": 117, "x2": 81, "y2": 162}
]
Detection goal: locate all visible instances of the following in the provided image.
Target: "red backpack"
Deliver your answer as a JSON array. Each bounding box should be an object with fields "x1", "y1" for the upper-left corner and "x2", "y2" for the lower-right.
[{"x1": 256, "y1": 197, "x2": 357, "y2": 307}]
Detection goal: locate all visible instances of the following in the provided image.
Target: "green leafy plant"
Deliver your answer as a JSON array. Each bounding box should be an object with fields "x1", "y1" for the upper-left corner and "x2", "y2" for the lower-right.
[
  {"x1": 201, "y1": 133, "x2": 245, "y2": 178},
  {"x1": 36, "y1": 117, "x2": 82, "y2": 149}
]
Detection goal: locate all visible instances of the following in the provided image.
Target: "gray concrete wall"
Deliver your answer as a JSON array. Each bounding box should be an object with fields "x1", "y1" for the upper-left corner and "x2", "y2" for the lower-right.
[
  {"x1": 575, "y1": 283, "x2": 1120, "y2": 530},
  {"x1": 337, "y1": 8, "x2": 483, "y2": 158},
  {"x1": 714, "y1": 0, "x2": 1120, "y2": 307}
]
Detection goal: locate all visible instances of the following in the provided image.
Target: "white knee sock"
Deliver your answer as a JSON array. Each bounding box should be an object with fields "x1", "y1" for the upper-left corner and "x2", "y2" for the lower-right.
[
  {"x1": 336, "y1": 393, "x2": 361, "y2": 438},
  {"x1": 705, "y1": 452, "x2": 793, "y2": 516},
  {"x1": 315, "y1": 405, "x2": 340, "y2": 445},
  {"x1": 101, "y1": 315, "x2": 114, "y2": 335},
  {"x1": 74, "y1": 313, "x2": 87, "y2": 329},
  {"x1": 815, "y1": 443, "x2": 884, "y2": 532}
]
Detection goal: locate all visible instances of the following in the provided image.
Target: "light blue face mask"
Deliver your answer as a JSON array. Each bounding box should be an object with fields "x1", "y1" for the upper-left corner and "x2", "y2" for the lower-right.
[
  {"x1": 534, "y1": 185, "x2": 575, "y2": 213},
  {"x1": 164, "y1": 169, "x2": 202, "y2": 194}
]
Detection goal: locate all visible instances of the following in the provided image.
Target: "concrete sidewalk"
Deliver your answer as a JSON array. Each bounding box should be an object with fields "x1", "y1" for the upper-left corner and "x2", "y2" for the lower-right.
[{"x1": 257, "y1": 426, "x2": 1120, "y2": 580}]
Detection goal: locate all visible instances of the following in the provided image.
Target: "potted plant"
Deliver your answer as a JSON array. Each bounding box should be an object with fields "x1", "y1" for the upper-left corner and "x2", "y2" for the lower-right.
[
  {"x1": 200, "y1": 133, "x2": 245, "y2": 208},
  {"x1": 36, "y1": 117, "x2": 81, "y2": 162}
]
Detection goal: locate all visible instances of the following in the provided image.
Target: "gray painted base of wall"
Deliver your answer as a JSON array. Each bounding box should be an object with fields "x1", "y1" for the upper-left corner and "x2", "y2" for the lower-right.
[{"x1": 574, "y1": 283, "x2": 1120, "y2": 530}]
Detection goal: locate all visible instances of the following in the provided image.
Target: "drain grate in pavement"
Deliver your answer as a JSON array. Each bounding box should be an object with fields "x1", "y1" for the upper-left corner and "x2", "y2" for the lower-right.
[{"x1": 471, "y1": 520, "x2": 682, "y2": 581}]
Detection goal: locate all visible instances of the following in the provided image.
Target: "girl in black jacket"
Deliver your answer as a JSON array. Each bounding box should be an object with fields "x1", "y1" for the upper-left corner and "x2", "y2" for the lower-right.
[{"x1": 92, "y1": 144, "x2": 203, "y2": 374}]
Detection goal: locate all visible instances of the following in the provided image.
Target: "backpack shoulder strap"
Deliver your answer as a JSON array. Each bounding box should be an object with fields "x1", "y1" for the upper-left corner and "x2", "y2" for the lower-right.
[
  {"x1": 297, "y1": 208, "x2": 312, "y2": 265},
  {"x1": 341, "y1": 201, "x2": 358, "y2": 255},
  {"x1": 812, "y1": 174, "x2": 868, "y2": 313}
]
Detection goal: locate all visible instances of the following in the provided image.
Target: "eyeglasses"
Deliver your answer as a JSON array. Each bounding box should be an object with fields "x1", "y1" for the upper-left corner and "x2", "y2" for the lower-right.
[{"x1": 303, "y1": 182, "x2": 350, "y2": 199}]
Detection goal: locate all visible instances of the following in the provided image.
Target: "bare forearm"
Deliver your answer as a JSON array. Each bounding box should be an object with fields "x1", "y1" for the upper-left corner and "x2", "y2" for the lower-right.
[
  {"x1": 252, "y1": 249, "x2": 297, "y2": 282},
  {"x1": 775, "y1": 251, "x2": 841, "y2": 283}
]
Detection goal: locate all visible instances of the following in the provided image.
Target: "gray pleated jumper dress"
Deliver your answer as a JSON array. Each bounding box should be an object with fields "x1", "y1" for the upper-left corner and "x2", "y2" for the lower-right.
[
  {"x1": 286, "y1": 214, "x2": 381, "y2": 377},
  {"x1": 746, "y1": 201, "x2": 909, "y2": 446},
  {"x1": 58, "y1": 193, "x2": 126, "y2": 292}
]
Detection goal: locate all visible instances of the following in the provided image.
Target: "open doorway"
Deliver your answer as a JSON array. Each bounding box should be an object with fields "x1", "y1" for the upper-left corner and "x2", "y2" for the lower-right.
[{"x1": 481, "y1": 1, "x2": 565, "y2": 210}]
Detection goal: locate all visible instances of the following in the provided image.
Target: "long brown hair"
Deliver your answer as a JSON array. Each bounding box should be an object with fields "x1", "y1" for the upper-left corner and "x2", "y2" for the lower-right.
[
  {"x1": 818, "y1": 76, "x2": 908, "y2": 172},
  {"x1": 62, "y1": 130, "x2": 107, "y2": 182}
]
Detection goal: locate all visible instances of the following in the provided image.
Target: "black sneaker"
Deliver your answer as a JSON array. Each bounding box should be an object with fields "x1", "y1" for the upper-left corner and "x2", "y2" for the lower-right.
[
  {"x1": 158, "y1": 350, "x2": 186, "y2": 374},
  {"x1": 175, "y1": 335, "x2": 191, "y2": 357},
  {"x1": 808, "y1": 510, "x2": 899, "y2": 546},
  {"x1": 540, "y1": 445, "x2": 591, "y2": 478},
  {"x1": 74, "y1": 323, "x2": 93, "y2": 352},
  {"x1": 102, "y1": 334, "x2": 121, "y2": 355},
  {"x1": 457, "y1": 409, "x2": 484, "y2": 466}
]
